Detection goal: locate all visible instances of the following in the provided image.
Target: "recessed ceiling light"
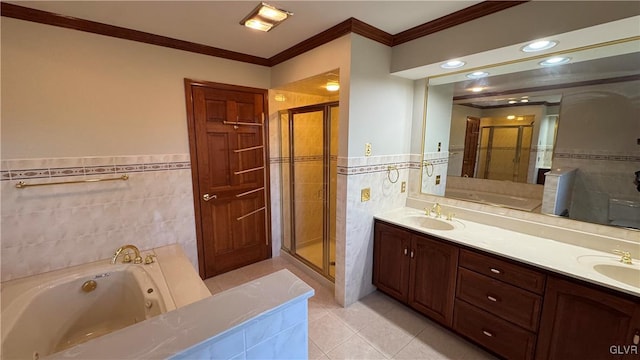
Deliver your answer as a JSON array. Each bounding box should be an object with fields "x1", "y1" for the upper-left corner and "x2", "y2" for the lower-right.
[
  {"x1": 539, "y1": 57, "x2": 571, "y2": 66},
  {"x1": 326, "y1": 81, "x2": 340, "y2": 92},
  {"x1": 470, "y1": 87, "x2": 484, "y2": 93},
  {"x1": 508, "y1": 100, "x2": 517, "y2": 104},
  {"x1": 241, "y1": 2, "x2": 293, "y2": 32},
  {"x1": 521, "y1": 40, "x2": 558, "y2": 52},
  {"x1": 466, "y1": 71, "x2": 489, "y2": 79},
  {"x1": 520, "y1": 99, "x2": 529, "y2": 103},
  {"x1": 440, "y1": 60, "x2": 466, "y2": 69},
  {"x1": 507, "y1": 115, "x2": 516, "y2": 120}
]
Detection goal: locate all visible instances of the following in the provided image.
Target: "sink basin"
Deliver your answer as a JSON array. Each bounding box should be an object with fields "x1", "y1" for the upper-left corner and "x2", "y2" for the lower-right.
[
  {"x1": 593, "y1": 264, "x2": 640, "y2": 288},
  {"x1": 404, "y1": 215, "x2": 455, "y2": 231}
]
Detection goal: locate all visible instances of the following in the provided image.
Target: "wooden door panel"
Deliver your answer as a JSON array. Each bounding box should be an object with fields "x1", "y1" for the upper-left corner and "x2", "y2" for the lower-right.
[
  {"x1": 206, "y1": 133, "x2": 232, "y2": 188},
  {"x1": 409, "y1": 235, "x2": 458, "y2": 326},
  {"x1": 536, "y1": 277, "x2": 639, "y2": 360},
  {"x1": 187, "y1": 81, "x2": 270, "y2": 278}
]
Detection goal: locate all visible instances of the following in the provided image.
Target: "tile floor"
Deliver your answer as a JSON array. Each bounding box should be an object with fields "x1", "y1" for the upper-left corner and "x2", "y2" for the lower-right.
[{"x1": 203, "y1": 256, "x2": 496, "y2": 360}]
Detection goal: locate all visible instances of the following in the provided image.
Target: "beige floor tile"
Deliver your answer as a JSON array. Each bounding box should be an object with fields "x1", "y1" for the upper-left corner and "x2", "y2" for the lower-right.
[
  {"x1": 408, "y1": 322, "x2": 496, "y2": 360},
  {"x1": 308, "y1": 299, "x2": 331, "y2": 323},
  {"x1": 309, "y1": 312, "x2": 356, "y2": 353},
  {"x1": 380, "y1": 304, "x2": 429, "y2": 336},
  {"x1": 203, "y1": 277, "x2": 223, "y2": 295},
  {"x1": 326, "y1": 334, "x2": 387, "y2": 360},
  {"x1": 309, "y1": 338, "x2": 327, "y2": 360},
  {"x1": 330, "y1": 300, "x2": 384, "y2": 332},
  {"x1": 357, "y1": 290, "x2": 404, "y2": 315},
  {"x1": 357, "y1": 314, "x2": 416, "y2": 358}
]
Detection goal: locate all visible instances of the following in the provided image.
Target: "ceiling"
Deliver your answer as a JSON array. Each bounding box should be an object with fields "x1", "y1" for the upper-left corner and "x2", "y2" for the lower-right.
[{"x1": 7, "y1": 1, "x2": 481, "y2": 59}]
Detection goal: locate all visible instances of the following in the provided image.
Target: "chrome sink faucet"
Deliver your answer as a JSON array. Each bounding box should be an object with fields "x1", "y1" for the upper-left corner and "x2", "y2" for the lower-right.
[{"x1": 111, "y1": 244, "x2": 142, "y2": 264}]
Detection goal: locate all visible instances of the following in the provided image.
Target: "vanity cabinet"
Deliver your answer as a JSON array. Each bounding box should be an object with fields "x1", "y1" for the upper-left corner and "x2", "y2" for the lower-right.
[
  {"x1": 535, "y1": 276, "x2": 640, "y2": 360},
  {"x1": 373, "y1": 219, "x2": 640, "y2": 360},
  {"x1": 373, "y1": 221, "x2": 458, "y2": 326},
  {"x1": 453, "y1": 250, "x2": 545, "y2": 360}
]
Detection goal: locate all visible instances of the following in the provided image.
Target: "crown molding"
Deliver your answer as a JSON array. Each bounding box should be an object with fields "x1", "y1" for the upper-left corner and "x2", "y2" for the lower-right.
[
  {"x1": 393, "y1": 1, "x2": 528, "y2": 46},
  {"x1": 0, "y1": 2, "x2": 271, "y2": 66},
  {"x1": 1, "y1": 1, "x2": 524, "y2": 67}
]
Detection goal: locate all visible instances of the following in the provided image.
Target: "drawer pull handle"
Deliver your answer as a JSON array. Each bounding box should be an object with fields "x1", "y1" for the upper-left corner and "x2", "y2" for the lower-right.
[
  {"x1": 487, "y1": 295, "x2": 498, "y2": 302},
  {"x1": 490, "y1": 268, "x2": 501, "y2": 274},
  {"x1": 482, "y1": 330, "x2": 494, "y2": 337}
]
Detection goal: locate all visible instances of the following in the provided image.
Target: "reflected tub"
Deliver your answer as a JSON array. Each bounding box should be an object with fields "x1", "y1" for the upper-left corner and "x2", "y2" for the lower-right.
[
  {"x1": 1, "y1": 257, "x2": 176, "y2": 359},
  {"x1": 445, "y1": 189, "x2": 541, "y2": 212}
]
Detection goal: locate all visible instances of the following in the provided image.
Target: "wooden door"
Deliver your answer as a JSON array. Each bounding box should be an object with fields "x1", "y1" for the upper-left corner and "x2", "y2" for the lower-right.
[
  {"x1": 536, "y1": 277, "x2": 640, "y2": 360},
  {"x1": 373, "y1": 222, "x2": 411, "y2": 302},
  {"x1": 461, "y1": 116, "x2": 480, "y2": 177},
  {"x1": 408, "y1": 234, "x2": 458, "y2": 327},
  {"x1": 185, "y1": 80, "x2": 270, "y2": 278}
]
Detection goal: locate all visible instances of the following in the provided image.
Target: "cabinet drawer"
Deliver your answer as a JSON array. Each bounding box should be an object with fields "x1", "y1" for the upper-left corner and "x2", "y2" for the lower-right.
[
  {"x1": 454, "y1": 300, "x2": 537, "y2": 360},
  {"x1": 459, "y1": 250, "x2": 546, "y2": 294},
  {"x1": 456, "y1": 268, "x2": 542, "y2": 331}
]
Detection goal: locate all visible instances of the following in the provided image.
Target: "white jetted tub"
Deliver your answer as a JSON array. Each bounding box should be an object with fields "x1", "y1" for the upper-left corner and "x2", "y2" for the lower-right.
[{"x1": 1, "y1": 254, "x2": 176, "y2": 360}]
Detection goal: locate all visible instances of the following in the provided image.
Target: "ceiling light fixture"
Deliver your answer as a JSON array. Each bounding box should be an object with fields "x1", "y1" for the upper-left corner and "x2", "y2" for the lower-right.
[
  {"x1": 520, "y1": 99, "x2": 529, "y2": 103},
  {"x1": 507, "y1": 115, "x2": 516, "y2": 120},
  {"x1": 508, "y1": 100, "x2": 517, "y2": 104},
  {"x1": 241, "y1": 2, "x2": 293, "y2": 32},
  {"x1": 539, "y1": 57, "x2": 571, "y2": 66},
  {"x1": 521, "y1": 40, "x2": 558, "y2": 52},
  {"x1": 466, "y1": 71, "x2": 489, "y2": 79},
  {"x1": 440, "y1": 60, "x2": 466, "y2": 69},
  {"x1": 470, "y1": 87, "x2": 484, "y2": 93},
  {"x1": 326, "y1": 81, "x2": 340, "y2": 92}
]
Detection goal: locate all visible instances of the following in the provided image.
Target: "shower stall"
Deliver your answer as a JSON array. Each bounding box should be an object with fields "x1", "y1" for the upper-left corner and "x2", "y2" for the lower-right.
[
  {"x1": 477, "y1": 124, "x2": 533, "y2": 182},
  {"x1": 280, "y1": 102, "x2": 338, "y2": 280}
]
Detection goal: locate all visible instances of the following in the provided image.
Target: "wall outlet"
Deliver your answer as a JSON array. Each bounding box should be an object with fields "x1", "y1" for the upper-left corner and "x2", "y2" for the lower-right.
[
  {"x1": 437, "y1": 142, "x2": 442, "y2": 152},
  {"x1": 401, "y1": 181, "x2": 406, "y2": 193},
  {"x1": 365, "y1": 143, "x2": 372, "y2": 157},
  {"x1": 361, "y1": 188, "x2": 371, "y2": 202},
  {"x1": 435, "y1": 175, "x2": 441, "y2": 185}
]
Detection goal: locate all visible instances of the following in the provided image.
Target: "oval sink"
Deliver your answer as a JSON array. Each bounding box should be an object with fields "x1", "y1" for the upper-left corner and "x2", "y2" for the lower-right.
[
  {"x1": 404, "y1": 215, "x2": 455, "y2": 231},
  {"x1": 593, "y1": 264, "x2": 640, "y2": 288}
]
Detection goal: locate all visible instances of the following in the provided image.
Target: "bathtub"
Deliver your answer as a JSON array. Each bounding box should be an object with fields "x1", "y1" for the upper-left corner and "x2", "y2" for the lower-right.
[
  {"x1": 1, "y1": 255, "x2": 176, "y2": 359},
  {"x1": 445, "y1": 189, "x2": 542, "y2": 212}
]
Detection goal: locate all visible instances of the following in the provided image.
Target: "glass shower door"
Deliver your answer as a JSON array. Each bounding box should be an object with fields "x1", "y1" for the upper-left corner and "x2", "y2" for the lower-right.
[{"x1": 290, "y1": 109, "x2": 325, "y2": 270}]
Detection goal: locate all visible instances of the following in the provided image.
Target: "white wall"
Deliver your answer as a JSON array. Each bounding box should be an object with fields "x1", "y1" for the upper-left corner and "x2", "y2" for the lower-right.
[
  {"x1": 341, "y1": 35, "x2": 414, "y2": 305},
  {"x1": 1, "y1": 18, "x2": 270, "y2": 280},
  {"x1": 1, "y1": 18, "x2": 270, "y2": 159}
]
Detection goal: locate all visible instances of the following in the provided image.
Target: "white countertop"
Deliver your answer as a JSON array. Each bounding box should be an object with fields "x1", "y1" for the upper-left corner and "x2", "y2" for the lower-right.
[{"x1": 375, "y1": 207, "x2": 640, "y2": 298}]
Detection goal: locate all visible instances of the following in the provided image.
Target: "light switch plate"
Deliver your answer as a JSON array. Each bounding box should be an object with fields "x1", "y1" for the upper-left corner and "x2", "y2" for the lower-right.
[
  {"x1": 365, "y1": 143, "x2": 372, "y2": 156},
  {"x1": 436, "y1": 175, "x2": 441, "y2": 185},
  {"x1": 361, "y1": 188, "x2": 371, "y2": 202},
  {"x1": 401, "y1": 181, "x2": 406, "y2": 193}
]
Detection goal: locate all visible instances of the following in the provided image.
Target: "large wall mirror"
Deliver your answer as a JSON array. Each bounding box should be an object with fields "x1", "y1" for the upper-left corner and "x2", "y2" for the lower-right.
[{"x1": 420, "y1": 19, "x2": 639, "y2": 230}]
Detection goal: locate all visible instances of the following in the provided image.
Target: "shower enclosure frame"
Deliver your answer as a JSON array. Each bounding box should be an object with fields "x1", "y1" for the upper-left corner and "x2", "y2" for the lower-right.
[
  {"x1": 477, "y1": 124, "x2": 533, "y2": 182},
  {"x1": 282, "y1": 101, "x2": 338, "y2": 281}
]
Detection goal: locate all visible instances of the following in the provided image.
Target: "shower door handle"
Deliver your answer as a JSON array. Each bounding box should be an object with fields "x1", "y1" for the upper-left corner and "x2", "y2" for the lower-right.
[{"x1": 203, "y1": 193, "x2": 217, "y2": 201}]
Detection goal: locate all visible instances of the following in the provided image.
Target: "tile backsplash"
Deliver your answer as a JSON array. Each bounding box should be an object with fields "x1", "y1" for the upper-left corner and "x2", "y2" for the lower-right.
[{"x1": 1, "y1": 154, "x2": 198, "y2": 281}]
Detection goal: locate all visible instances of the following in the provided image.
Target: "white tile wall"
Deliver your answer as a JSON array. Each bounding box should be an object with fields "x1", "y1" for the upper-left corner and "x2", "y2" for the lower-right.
[{"x1": 0, "y1": 154, "x2": 198, "y2": 281}]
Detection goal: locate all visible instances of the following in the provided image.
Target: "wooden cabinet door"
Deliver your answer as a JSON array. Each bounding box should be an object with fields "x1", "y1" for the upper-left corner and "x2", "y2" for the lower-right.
[
  {"x1": 373, "y1": 222, "x2": 410, "y2": 302},
  {"x1": 536, "y1": 277, "x2": 640, "y2": 360},
  {"x1": 409, "y1": 234, "x2": 459, "y2": 326}
]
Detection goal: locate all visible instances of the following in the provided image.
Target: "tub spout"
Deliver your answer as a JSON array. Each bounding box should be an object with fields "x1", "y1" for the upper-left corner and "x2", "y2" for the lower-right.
[{"x1": 111, "y1": 244, "x2": 142, "y2": 264}]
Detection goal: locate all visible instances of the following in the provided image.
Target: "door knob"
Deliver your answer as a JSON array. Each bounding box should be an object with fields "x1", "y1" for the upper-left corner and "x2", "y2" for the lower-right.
[{"x1": 203, "y1": 193, "x2": 217, "y2": 201}]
